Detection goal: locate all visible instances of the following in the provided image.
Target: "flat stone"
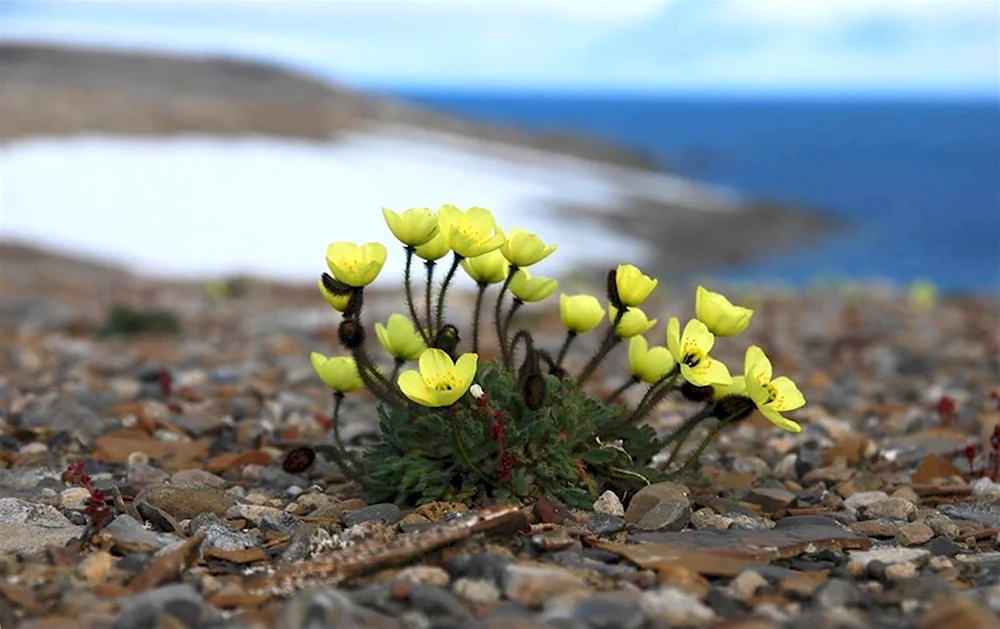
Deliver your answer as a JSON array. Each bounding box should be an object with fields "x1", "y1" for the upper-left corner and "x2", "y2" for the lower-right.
[
  {"x1": 939, "y1": 502, "x2": 1000, "y2": 528},
  {"x1": 453, "y1": 578, "x2": 501, "y2": 605},
  {"x1": 341, "y1": 503, "x2": 402, "y2": 528},
  {"x1": 629, "y1": 520, "x2": 871, "y2": 562},
  {"x1": 919, "y1": 594, "x2": 1000, "y2": 629},
  {"x1": 591, "y1": 541, "x2": 756, "y2": 578},
  {"x1": 850, "y1": 520, "x2": 900, "y2": 538},
  {"x1": 593, "y1": 490, "x2": 625, "y2": 517},
  {"x1": 815, "y1": 579, "x2": 863, "y2": 608},
  {"x1": 635, "y1": 497, "x2": 691, "y2": 532},
  {"x1": 747, "y1": 486, "x2": 797, "y2": 513},
  {"x1": 502, "y1": 564, "x2": 588, "y2": 608},
  {"x1": 624, "y1": 482, "x2": 689, "y2": 524},
  {"x1": 104, "y1": 514, "x2": 179, "y2": 553},
  {"x1": 134, "y1": 482, "x2": 236, "y2": 521},
  {"x1": 864, "y1": 498, "x2": 917, "y2": 522},
  {"x1": 912, "y1": 453, "x2": 965, "y2": 484},
  {"x1": 926, "y1": 536, "x2": 962, "y2": 557},
  {"x1": 655, "y1": 564, "x2": 711, "y2": 597},
  {"x1": 897, "y1": 521, "x2": 934, "y2": 546},
  {"x1": 20, "y1": 393, "x2": 104, "y2": 436},
  {"x1": 585, "y1": 513, "x2": 626, "y2": 536},
  {"x1": 884, "y1": 562, "x2": 919, "y2": 581},
  {"x1": 846, "y1": 547, "x2": 930, "y2": 571},
  {"x1": 0, "y1": 497, "x2": 73, "y2": 528},
  {"x1": 925, "y1": 514, "x2": 962, "y2": 540},
  {"x1": 841, "y1": 491, "x2": 890, "y2": 511},
  {"x1": 0, "y1": 467, "x2": 63, "y2": 490},
  {"x1": 566, "y1": 592, "x2": 648, "y2": 629},
  {"x1": 114, "y1": 583, "x2": 220, "y2": 629}
]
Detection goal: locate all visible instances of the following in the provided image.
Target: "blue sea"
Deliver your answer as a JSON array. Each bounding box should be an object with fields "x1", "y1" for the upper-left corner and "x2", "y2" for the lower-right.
[{"x1": 394, "y1": 93, "x2": 1000, "y2": 293}]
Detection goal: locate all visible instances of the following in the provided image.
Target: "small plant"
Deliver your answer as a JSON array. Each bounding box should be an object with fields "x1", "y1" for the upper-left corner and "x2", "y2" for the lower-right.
[
  {"x1": 61, "y1": 460, "x2": 116, "y2": 535},
  {"x1": 97, "y1": 304, "x2": 180, "y2": 338},
  {"x1": 293, "y1": 206, "x2": 807, "y2": 507}
]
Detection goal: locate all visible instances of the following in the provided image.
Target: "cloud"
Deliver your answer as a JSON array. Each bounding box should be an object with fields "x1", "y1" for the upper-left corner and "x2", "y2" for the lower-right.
[{"x1": 0, "y1": 0, "x2": 996, "y2": 93}]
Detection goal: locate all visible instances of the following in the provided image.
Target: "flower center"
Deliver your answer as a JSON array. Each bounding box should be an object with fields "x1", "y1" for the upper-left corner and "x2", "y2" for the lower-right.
[{"x1": 429, "y1": 373, "x2": 459, "y2": 392}]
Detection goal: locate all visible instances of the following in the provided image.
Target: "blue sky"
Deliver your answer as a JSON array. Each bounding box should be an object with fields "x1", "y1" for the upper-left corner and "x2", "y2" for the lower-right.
[{"x1": 0, "y1": 0, "x2": 997, "y2": 94}]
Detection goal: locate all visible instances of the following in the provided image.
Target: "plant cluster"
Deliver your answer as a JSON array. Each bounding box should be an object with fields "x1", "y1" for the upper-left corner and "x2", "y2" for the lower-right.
[
  {"x1": 296, "y1": 205, "x2": 806, "y2": 507},
  {"x1": 61, "y1": 460, "x2": 116, "y2": 537}
]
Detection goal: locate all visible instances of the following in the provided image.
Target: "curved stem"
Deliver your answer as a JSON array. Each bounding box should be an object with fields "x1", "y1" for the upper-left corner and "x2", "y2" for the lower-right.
[
  {"x1": 403, "y1": 247, "x2": 429, "y2": 345},
  {"x1": 555, "y1": 331, "x2": 577, "y2": 368},
  {"x1": 434, "y1": 253, "x2": 462, "y2": 336},
  {"x1": 446, "y1": 406, "x2": 495, "y2": 487},
  {"x1": 660, "y1": 409, "x2": 716, "y2": 470},
  {"x1": 664, "y1": 418, "x2": 732, "y2": 481},
  {"x1": 329, "y1": 392, "x2": 361, "y2": 471},
  {"x1": 501, "y1": 299, "x2": 524, "y2": 370},
  {"x1": 389, "y1": 357, "x2": 405, "y2": 384},
  {"x1": 493, "y1": 267, "x2": 516, "y2": 366},
  {"x1": 576, "y1": 307, "x2": 627, "y2": 386},
  {"x1": 472, "y1": 283, "x2": 488, "y2": 353},
  {"x1": 423, "y1": 260, "x2": 436, "y2": 337},
  {"x1": 605, "y1": 375, "x2": 640, "y2": 402},
  {"x1": 627, "y1": 368, "x2": 681, "y2": 425},
  {"x1": 350, "y1": 339, "x2": 409, "y2": 408}
]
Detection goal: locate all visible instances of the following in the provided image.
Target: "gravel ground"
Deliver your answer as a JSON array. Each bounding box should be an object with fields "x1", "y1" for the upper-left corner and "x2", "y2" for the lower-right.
[{"x1": 1, "y1": 248, "x2": 999, "y2": 629}]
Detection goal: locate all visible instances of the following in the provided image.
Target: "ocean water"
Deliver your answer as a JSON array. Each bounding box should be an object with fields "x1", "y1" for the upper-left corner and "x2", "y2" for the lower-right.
[{"x1": 394, "y1": 93, "x2": 1000, "y2": 293}]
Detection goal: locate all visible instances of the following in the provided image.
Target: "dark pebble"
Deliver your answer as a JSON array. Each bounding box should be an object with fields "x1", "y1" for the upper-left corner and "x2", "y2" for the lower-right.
[
  {"x1": 570, "y1": 595, "x2": 647, "y2": 629},
  {"x1": 815, "y1": 579, "x2": 864, "y2": 608},
  {"x1": 341, "y1": 503, "x2": 402, "y2": 528},
  {"x1": 866, "y1": 560, "x2": 890, "y2": 582},
  {"x1": 705, "y1": 587, "x2": 744, "y2": 618},
  {"x1": 445, "y1": 552, "x2": 513, "y2": 586},
  {"x1": 892, "y1": 573, "x2": 956, "y2": 600},
  {"x1": 405, "y1": 585, "x2": 472, "y2": 626},
  {"x1": 585, "y1": 513, "x2": 626, "y2": 536},
  {"x1": 925, "y1": 536, "x2": 962, "y2": 557}
]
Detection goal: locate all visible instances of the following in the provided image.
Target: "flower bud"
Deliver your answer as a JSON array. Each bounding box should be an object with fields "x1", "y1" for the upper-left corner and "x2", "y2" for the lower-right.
[
  {"x1": 283, "y1": 446, "x2": 316, "y2": 474},
  {"x1": 711, "y1": 395, "x2": 757, "y2": 422},
  {"x1": 606, "y1": 268, "x2": 622, "y2": 310},
  {"x1": 681, "y1": 381, "x2": 715, "y2": 402},
  {"x1": 338, "y1": 319, "x2": 366, "y2": 349},
  {"x1": 433, "y1": 324, "x2": 461, "y2": 360},
  {"x1": 470, "y1": 384, "x2": 485, "y2": 399}
]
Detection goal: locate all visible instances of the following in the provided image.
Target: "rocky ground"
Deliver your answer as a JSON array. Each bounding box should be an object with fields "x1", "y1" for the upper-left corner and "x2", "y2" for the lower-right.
[{"x1": 1, "y1": 245, "x2": 999, "y2": 629}]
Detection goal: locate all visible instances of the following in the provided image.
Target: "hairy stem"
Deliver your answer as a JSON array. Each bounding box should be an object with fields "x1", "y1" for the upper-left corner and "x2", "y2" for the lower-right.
[
  {"x1": 664, "y1": 417, "x2": 733, "y2": 481},
  {"x1": 389, "y1": 357, "x2": 405, "y2": 384},
  {"x1": 501, "y1": 299, "x2": 524, "y2": 370},
  {"x1": 434, "y1": 254, "x2": 462, "y2": 336},
  {"x1": 446, "y1": 406, "x2": 495, "y2": 487},
  {"x1": 576, "y1": 307, "x2": 626, "y2": 386},
  {"x1": 329, "y1": 392, "x2": 361, "y2": 470},
  {"x1": 555, "y1": 330, "x2": 577, "y2": 368},
  {"x1": 424, "y1": 260, "x2": 436, "y2": 338},
  {"x1": 403, "y1": 247, "x2": 429, "y2": 345},
  {"x1": 493, "y1": 267, "x2": 516, "y2": 366},
  {"x1": 472, "y1": 283, "x2": 488, "y2": 354}
]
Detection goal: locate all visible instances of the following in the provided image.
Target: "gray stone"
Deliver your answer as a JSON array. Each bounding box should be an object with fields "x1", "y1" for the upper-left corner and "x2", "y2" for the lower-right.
[
  {"x1": 0, "y1": 498, "x2": 83, "y2": 554},
  {"x1": 864, "y1": 498, "x2": 916, "y2": 522},
  {"x1": 405, "y1": 585, "x2": 472, "y2": 624},
  {"x1": 259, "y1": 465, "x2": 308, "y2": 489},
  {"x1": 847, "y1": 547, "x2": 930, "y2": 570},
  {"x1": 0, "y1": 467, "x2": 62, "y2": 490},
  {"x1": 20, "y1": 393, "x2": 104, "y2": 436},
  {"x1": 925, "y1": 513, "x2": 962, "y2": 540},
  {"x1": 640, "y1": 588, "x2": 715, "y2": 626},
  {"x1": 0, "y1": 497, "x2": 73, "y2": 528},
  {"x1": 114, "y1": 583, "x2": 220, "y2": 629},
  {"x1": 452, "y1": 578, "x2": 501, "y2": 605},
  {"x1": 502, "y1": 565, "x2": 588, "y2": 607},
  {"x1": 926, "y1": 536, "x2": 962, "y2": 557},
  {"x1": 624, "y1": 482, "x2": 689, "y2": 524},
  {"x1": 585, "y1": 513, "x2": 626, "y2": 536},
  {"x1": 341, "y1": 503, "x2": 402, "y2": 528},
  {"x1": 841, "y1": 491, "x2": 890, "y2": 511},
  {"x1": 565, "y1": 594, "x2": 647, "y2": 629},
  {"x1": 635, "y1": 498, "x2": 691, "y2": 532},
  {"x1": 104, "y1": 514, "x2": 179, "y2": 552},
  {"x1": 135, "y1": 482, "x2": 236, "y2": 521},
  {"x1": 815, "y1": 579, "x2": 863, "y2": 608},
  {"x1": 196, "y1": 522, "x2": 257, "y2": 552},
  {"x1": 592, "y1": 490, "x2": 625, "y2": 517},
  {"x1": 972, "y1": 477, "x2": 1000, "y2": 497},
  {"x1": 690, "y1": 508, "x2": 730, "y2": 530},
  {"x1": 273, "y1": 586, "x2": 357, "y2": 629},
  {"x1": 897, "y1": 521, "x2": 934, "y2": 546},
  {"x1": 729, "y1": 570, "x2": 768, "y2": 601},
  {"x1": 940, "y1": 502, "x2": 1000, "y2": 529},
  {"x1": 747, "y1": 485, "x2": 797, "y2": 512},
  {"x1": 446, "y1": 552, "x2": 514, "y2": 586}
]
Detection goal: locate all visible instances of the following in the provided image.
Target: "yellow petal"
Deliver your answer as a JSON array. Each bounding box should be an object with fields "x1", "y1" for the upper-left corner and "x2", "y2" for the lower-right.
[
  {"x1": 768, "y1": 376, "x2": 806, "y2": 411},
  {"x1": 615, "y1": 264, "x2": 658, "y2": 307},
  {"x1": 398, "y1": 370, "x2": 438, "y2": 406},
  {"x1": 415, "y1": 231, "x2": 449, "y2": 261},
  {"x1": 375, "y1": 322, "x2": 391, "y2": 354},
  {"x1": 692, "y1": 357, "x2": 732, "y2": 387},
  {"x1": 454, "y1": 353, "x2": 479, "y2": 392},
  {"x1": 745, "y1": 362, "x2": 771, "y2": 408},
  {"x1": 419, "y1": 348, "x2": 453, "y2": 383},
  {"x1": 682, "y1": 319, "x2": 715, "y2": 356},
  {"x1": 759, "y1": 406, "x2": 803, "y2": 433},
  {"x1": 628, "y1": 335, "x2": 649, "y2": 370},
  {"x1": 744, "y1": 345, "x2": 772, "y2": 383},
  {"x1": 666, "y1": 317, "x2": 682, "y2": 362}
]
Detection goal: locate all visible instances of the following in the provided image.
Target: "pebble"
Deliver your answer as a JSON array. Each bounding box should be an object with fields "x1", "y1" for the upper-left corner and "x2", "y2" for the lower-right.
[
  {"x1": 641, "y1": 588, "x2": 716, "y2": 627},
  {"x1": 103, "y1": 514, "x2": 179, "y2": 552},
  {"x1": 134, "y1": 482, "x2": 236, "y2": 521},
  {"x1": 341, "y1": 503, "x2": 403, "y2": 528},
  {"x1": 925, "y1": 514, "x2": 962, "y2": 540},
  {"x1": 453, "y1": 578, "x2": 501, "y2": 605},
  {"x1": 60, "y1": 487, "x2": 93, "y2": 509},
  {"x1": 846, "y1": 548, "x2": 930, "y2": 575},
  {"x1": 623, "y1": 482, "x2": 689, "y2": 524},
  {"x1": 864, "y1": 498, "x2": 916, "y2": 522},
  {"x1": 729, "y1": 570, "x2": 769, "y2": 601},
  {"x1": 502, "y1": 565, "x2": 589, "y2": 608},
  {"x1": 897, "y1": 521, "x2": 934, "y2": 546},
  {"x1": 592, "y1": 490, "x2": 625, "y2": 517},
  {"x1": 815, "y1": 579, "x2": 864, "y2": 608},
  {"x1": 635, "y1": 497, "x2": 691, "y2": 531},
  {"x1": 747, "y1": 485, "x2": 797, "y2": 512},
  {"x1": 690, "y1": 508, "x2": 731, "y2": 530},
  {"x1": 585, "y1": 513, "x2": 626, "y2": 536},
  {"x1": 841, "y1": 491, "x2": 890, "y2": 511},
  {"x1": 971, "y1": 476, "x2": 1000, "y2": 498},
  {"x1": 114, "y1": 583, "x2": 221, "y2": 629},
  {"x1": 395, "y1": 565, "x2": 451, "y2": 587}
]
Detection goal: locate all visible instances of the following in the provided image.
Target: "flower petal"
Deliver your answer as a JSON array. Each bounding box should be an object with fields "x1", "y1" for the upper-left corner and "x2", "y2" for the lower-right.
[
  {"x1": 744, "y1": 346, "x2": 772, "y2": 383},
  {"x1": 683, "y1": 319, "x2": 715, "y2": 356},
  {"x1": 694, "y1": 357, "x2": 732, "y2": 387},
  {"x1": 760, "y1": 406, "x2": 802, "y2": 433},
  {"x1": 398, "y1": 370, "x2": 438, "y2": 406},
  {"x1": 666, "y1": 317, "x2": 682, "y2": 362},
  {"x1": 418, "y1": 348, "x2": 453, "y2": 384},
  {"x1": 454, "y1": 353, "x2": 479, "y2": 392},
  {"x1": 769, "y1": 376, "x2": 806, "y2": 411}
]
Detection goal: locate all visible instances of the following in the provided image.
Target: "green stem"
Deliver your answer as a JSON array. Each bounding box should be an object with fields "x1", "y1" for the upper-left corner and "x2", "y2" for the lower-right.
[
  {"x1": 424, "y1": 260, "x2": 436, "y2": 338},
  {"x1": 627, "y1": 368, "x2": 681, "y2": 425},
  {"x1": 330, "y1": 392, "x2": 361, "y2": 469},
  {"x1": 555, "y1": 330, "x2": 577, "y2": 368},
  {"x1": 472, "y1": 283, "x2": 488, "y2": 354},
  {"x1": 605, "y1": 375, "x2": 640, "y2": 402},
  {"x1": 434, "y1": 253, "x2": 462, "y2": 336},
  {"x1": 660, "y1": 408, "x2": 716, "y2": 470},
  {"x1": 493, "y1": 267, "x2": 516, "y2": 366},
  {"x1": 389, "y1": 357, "x2": 405, "y2": 384},
  {"x1": 501, "y1": 299, "x2": 524, "y2": 370},
  {"x1": 575, "y1": 307, "x2": 626, "y2": 386},
  {"x1": 446, "y1": 406, "x2": 495, "y2": 487},
  {"x1": 664, "y1": 417, "x2": 732, "y2": 481},
  {"x1": 403, "y1": 247, "x2": 429, "y2": 345}
]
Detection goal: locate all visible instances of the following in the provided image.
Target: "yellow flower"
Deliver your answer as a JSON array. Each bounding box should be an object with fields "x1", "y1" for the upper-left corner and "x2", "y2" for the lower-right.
[
  {"x1": 310, "y1": 352, "x2": 364, "y2": 393},
  {"x1": 628, "y1": 336, "x2": 676, "y2": 384},
  {"x1": 461, "y1": 250, "x2": 509, "y2": 285},
  {"x1": 438, "y1": 205, "x2": 506, "y2": 258},
  {"x1": 666, "y1": 317, "x2": 732, "y2": 387},
  {"x1": 695, "y1": 286, "x2": 753, "y2": 337},
  {"x1": 500, "y1": 228, "x2": 557, "y2": 268},
  {"x1": 909, "y1": 279, "x2": 937, "y2": 310},
  {"x1": 615, "y1": 264, "x2": 657, "y2": 307},
  {"x1": 398, "y1": 349, "x2": 478, "y2": 407},
  {"x1": 711, "y1": 372, "x2": 747, "y2": 401},
  {"x1": 382, "y1": 207, "x2": 439, "y2": 247},
  {"x1": 317, "y1": 278, "x2": 350, "y2": 312},
  {"x1": 559, "y1": 294, "x2": 604, "y2": 333},
  {"x1": 509, "y1": 269, "x2": 558, "y2": 302},
  {"x1": 375, "y1": 314, "x2": 427, "y2": 361},
  {"x1": 414, "y1": 230, "x2": 450, "y2": 261},
  {"x1": 609, "y1": 305, "x2": 657, "y2": 338},
  {"x1": 743, "y1": 345, "x2": 806, "y2": 433},
  {"x1": 325, "y1": 242, "x2": 387, "y2": 288}
]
